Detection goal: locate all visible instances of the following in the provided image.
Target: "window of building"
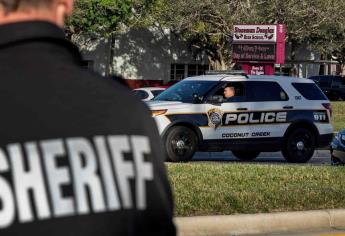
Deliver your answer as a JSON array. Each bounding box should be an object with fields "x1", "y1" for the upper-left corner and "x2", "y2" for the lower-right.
[
  {"x1": 81, "y1": 60, "x2": 94, "y2": 70},
  {"x1": 170, "y1": 64, "x2": 209, "y2": 81}
]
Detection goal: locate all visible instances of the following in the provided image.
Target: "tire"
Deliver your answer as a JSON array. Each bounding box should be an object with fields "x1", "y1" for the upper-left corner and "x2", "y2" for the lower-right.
[
  {"x1": 282, "y1": 128, "x2": 316, "y2": 163},
  {"x1": 164, "y1": 126, "x2": 198, "y2": 162},
  {"x1": 232, "y1": 151, "x2": 260, "y2": 161}
]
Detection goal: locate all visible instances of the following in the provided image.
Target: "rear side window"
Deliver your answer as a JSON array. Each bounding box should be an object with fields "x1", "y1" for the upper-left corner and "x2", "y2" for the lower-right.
[
  {"x1": 246, "y1": 81, "x2": 289, "y2": 102},
  {"x1": 331, "y1": 77, "x2": 345, "y2": 88},
  {"x1": 133, "y1": 90, "x2": 149, "y2": 100},
  {"x1": 292, "y1": 83, "x2": 328, "y2": 100}
]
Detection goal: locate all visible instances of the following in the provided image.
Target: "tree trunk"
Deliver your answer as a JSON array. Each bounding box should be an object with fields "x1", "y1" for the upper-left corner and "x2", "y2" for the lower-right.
[
  {"x1": 208, "y1": 52, "x2": 228, "y2": 71},
  {"x1": 341, "y1": 63, "x2": 345, "y2": 76},
  {"x1": 319, "y1": 53, "x2": 325, "y2": 75},
  {"x1": 290, "y1": 40, "x2": 298, "y2": 77},
  {"x1": 108, "y1": 34, "x2": 116, "y2": 76}
]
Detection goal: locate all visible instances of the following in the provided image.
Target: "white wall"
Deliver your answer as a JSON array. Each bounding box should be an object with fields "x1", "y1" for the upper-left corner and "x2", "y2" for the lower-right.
[
  {"x1": 72, "y1": 35, "x2": 111, "y2": 77},
  {"x1": 284, "y1": 42, "x2": 327, "y2": 78},
  {"x1": 74, "y1": 27, "x2": 208, "y2": 82}
]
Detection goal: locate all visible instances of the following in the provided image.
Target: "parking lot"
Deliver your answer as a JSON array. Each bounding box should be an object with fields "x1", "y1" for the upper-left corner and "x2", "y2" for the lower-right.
[{"x1": 193, "y1": 150, "x2": 332, "y2": 165}]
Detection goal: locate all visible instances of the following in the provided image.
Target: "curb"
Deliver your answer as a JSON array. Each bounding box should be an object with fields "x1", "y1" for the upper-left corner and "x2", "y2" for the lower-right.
[{"x1": 175, "y1": 209, "x2": 345, "y2": 236}]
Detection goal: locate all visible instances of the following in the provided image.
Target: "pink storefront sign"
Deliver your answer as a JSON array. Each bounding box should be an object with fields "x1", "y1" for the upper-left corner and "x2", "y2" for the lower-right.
[
  {"x1": 232, "y1": 24, "x2": 286, "y2": 75},
  {"x1": 241, "y1": 64, "x2": 275, "y2": 75}
]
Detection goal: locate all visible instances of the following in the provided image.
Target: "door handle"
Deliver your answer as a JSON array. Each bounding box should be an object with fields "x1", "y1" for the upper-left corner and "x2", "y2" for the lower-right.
[
  {"x1": 237, "y1": 108, "x2": 248, "y2": 111},
  {"x1": 283, "y1": 106, "x2": 294, "y2": 109}
]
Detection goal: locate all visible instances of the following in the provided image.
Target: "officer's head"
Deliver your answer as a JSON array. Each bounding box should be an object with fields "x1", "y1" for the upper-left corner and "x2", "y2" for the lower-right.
[
  {"x1": 0, "y1": 0, "x2": 74, "y2": 27},
  {"x1": 224, "y1": 86, "x2": 235, "y2": 99}
]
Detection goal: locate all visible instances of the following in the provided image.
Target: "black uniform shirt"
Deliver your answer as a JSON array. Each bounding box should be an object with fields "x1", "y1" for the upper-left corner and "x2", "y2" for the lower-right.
[{"x1": 0, "y1": 21, "x2": 175, "y2": 236}]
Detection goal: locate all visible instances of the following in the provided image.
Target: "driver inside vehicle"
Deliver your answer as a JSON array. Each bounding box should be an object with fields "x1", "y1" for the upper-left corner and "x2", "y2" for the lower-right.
[
  {"x1": 219, "y1": 83, "x2": 245, "y2": 102},
  {"x1": 224, "y1": 86, "x2": 236, "y2": 99}
]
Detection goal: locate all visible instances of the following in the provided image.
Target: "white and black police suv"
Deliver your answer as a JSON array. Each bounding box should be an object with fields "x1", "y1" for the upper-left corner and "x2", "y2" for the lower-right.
[{"x1": 147, "y1": 72, "x2": 334, "y2": 163}]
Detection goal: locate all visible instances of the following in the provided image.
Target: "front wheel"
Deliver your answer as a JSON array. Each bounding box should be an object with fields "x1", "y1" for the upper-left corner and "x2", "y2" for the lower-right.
[
  {"x1": 164, "y1": 126, "x2": 198, "y2": 162},
  {"x1": 232, "y1": 151, "x2": 260, "y2": 161},
  {"x1": 282, "y1": 128, "x2": 315, "y2": 163}
]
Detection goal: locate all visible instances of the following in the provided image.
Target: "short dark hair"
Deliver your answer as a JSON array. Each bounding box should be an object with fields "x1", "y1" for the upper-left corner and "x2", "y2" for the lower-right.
[
  {"x1": 0, "y1": 0, "x2": 53, "y2": 12},
  {"x1": 225, "y1": 86, "x2": 235, "y2": 90}
]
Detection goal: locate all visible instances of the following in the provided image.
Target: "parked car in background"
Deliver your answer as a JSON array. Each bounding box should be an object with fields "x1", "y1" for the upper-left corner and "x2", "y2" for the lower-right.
[
  {"x1": 330, "y1": 129, "x2": 345, "y2": 165},
  {"x1": 308, "y1": 75, "x2": 345, "y2": 101},
  {"x1": 133, "y1": 87, "x2": 166, "y2": 101}
]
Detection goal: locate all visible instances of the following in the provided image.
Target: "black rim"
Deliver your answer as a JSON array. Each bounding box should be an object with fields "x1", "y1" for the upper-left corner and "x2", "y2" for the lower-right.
[
  {"x1": 170, "y1": 131, "x2": 194, "y2": 157},
  {"x1": 288, "y1": 131, "x2": 314, "y2": 158}
]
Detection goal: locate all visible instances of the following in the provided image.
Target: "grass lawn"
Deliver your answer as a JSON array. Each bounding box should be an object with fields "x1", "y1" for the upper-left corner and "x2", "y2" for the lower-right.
[
  {"x1": 332, "y1": 102, "x2": 345, "y2": 131},
  {"x1": 167, "y1": 163, "x2": 345, "y2": 217}
]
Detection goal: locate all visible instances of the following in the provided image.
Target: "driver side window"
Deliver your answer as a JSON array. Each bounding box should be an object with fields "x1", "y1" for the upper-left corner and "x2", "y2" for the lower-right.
[{"x1": 212, "y1": 82, "x2": 246, "y2": 103}]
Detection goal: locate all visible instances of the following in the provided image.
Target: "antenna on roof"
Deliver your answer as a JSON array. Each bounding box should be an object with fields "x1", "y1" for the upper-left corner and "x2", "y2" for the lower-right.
[{"x1": 205, "y1": 70, "x2": 248, "y2": 77}]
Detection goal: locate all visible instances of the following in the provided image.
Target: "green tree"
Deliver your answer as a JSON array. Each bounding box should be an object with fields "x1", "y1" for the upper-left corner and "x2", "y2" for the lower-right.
[
  {"x1": 66, "y1": 0, "x2": 154, "y2": 75},
  {"x1": 66, "y1": 0, "x2": 133, "y2": 36},
  {"x1": 306, "y1": 0, "x2": 345, "y2": 74},
  {"x1": 148, "y1": 0, "x2": 345, "y2": 71},
  {"x1": 68, "y1": 0, "x2": 345, "y2": 74},
  {"x1": 256, "y1": 0, "x2": 345, "y2": 74},
  {"x1": 147, "y1": 0, "x2": 261, "y2": 70}
]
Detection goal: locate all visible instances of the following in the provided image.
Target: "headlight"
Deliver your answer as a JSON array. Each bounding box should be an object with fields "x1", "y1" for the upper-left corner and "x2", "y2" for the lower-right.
[{"x1": 152, "y1": 109, "x2": 167, "y2": 117}]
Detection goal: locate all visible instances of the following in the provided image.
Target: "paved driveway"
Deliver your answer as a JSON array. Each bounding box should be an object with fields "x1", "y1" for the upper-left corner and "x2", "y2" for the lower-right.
[{"x1": 192, "y1": 150, "x2": 331, "y2": 165}]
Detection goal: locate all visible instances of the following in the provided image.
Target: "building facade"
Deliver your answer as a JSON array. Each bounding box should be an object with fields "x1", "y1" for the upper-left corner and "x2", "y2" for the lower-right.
[{"x1": 74, "y1": 28, "x2": 341, "y2": 88}]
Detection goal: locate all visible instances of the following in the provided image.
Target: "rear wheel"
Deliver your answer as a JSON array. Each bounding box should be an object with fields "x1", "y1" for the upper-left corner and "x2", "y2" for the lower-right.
[
  {"x1": 232, "y1": 151, "x2": 260, "y2": 161},
  {"x1": 282, "y1": 128, "x2": 315, "y2": 163},
  {"x1": 164, "y1": 126, "x2": 198, "y2": 162}
]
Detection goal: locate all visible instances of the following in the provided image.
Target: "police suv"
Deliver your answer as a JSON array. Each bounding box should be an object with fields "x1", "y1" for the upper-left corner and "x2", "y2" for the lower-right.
[{"x1": 148, "y1": 72, "x2": 334, "y2": 163}]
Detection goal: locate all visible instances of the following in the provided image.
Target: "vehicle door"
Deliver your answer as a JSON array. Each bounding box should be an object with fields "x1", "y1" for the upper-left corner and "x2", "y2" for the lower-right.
[{"x1": 203, "y1": 81, "x2": 252, "y2": 140}]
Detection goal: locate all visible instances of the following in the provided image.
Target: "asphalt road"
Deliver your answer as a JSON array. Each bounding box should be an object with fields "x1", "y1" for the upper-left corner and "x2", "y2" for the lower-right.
[{"x1": 192, "y1": 150, "x2": 332, "y2": 165}]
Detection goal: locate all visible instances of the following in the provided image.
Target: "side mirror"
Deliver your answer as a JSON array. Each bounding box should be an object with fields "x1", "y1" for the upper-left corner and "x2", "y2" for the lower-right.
[{"x1": 208, "y1": 95, "x2": 224, "y2": 105}]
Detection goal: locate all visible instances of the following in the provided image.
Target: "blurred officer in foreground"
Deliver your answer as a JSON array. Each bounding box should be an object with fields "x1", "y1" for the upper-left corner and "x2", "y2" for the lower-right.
[{"x1": 0, "y1": 0, "x2": 175, "y2": 235}]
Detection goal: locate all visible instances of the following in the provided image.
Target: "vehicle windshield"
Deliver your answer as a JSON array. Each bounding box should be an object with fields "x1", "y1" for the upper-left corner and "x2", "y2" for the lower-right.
[{"x1": 154, "y1": 80, "x2": 218, "y2": 103}]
